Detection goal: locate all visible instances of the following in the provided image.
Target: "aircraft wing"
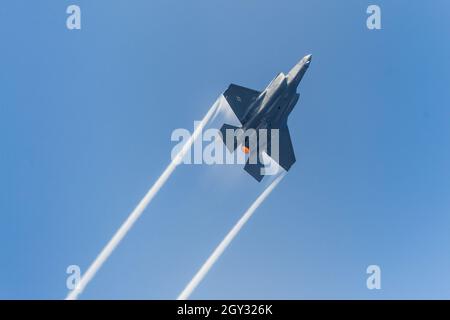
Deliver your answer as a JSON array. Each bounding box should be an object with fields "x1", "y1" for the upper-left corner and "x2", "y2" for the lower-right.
[{"x1": 223, "y1": 84, "x2": 261, "y2": 124}]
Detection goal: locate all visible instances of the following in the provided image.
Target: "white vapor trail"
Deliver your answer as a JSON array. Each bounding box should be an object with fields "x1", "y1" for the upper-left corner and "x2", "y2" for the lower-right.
[
  {"x1": 66, "y1": 97, "x2": 223, "y2": 300},
  {"x1": 177, "y1": 171, "x2": 286, "y2": 300}
]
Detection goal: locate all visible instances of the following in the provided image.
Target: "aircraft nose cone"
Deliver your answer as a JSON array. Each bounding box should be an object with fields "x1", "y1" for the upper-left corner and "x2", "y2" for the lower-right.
[
  {"x1": 287, "y1": 54, "x2": 313, "y2": 85},
  {"x1": 304, "y1": 54, "x2": 312, "y2": 63}
]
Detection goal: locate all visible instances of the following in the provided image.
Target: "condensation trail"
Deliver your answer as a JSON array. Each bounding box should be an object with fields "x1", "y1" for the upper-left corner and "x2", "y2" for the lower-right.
[
  {"x1": 66, "y1": 97, "x2": 223, "y2": 300},
  {"x1": 177, "y1": 171, "x2": 286, "y2": 300}
]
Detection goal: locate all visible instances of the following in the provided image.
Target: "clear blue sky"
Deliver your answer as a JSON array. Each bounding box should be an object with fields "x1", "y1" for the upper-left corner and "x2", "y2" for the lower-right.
[{"x1": 1, "y1": 0, "x2": 450, "y2": 299}]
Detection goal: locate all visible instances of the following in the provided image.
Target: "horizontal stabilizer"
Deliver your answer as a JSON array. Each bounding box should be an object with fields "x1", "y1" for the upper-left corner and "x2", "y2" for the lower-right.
[
  {"x1": 244, "y1": 160, "x2": 265, "y2": 182},
  {"x1": 275, "y1": 124, "x2": 296, "y2": 171}
]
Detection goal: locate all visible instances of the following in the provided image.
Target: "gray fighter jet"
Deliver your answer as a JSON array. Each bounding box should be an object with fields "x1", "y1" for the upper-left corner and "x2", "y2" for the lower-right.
[{"x1": 219, "y1": 54, "x2": 312, "y2": 181}]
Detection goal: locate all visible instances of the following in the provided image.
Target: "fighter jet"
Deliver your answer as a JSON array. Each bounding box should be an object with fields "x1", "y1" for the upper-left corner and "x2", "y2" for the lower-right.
[{"x1": 219, "y1": 54, "x2": 312, "y2": 181}]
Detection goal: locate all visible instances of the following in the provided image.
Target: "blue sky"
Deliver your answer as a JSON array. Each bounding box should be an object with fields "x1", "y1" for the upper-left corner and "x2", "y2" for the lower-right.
[{"x1": 1, "y1": 0, "x2": 450, "y2": 299}]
